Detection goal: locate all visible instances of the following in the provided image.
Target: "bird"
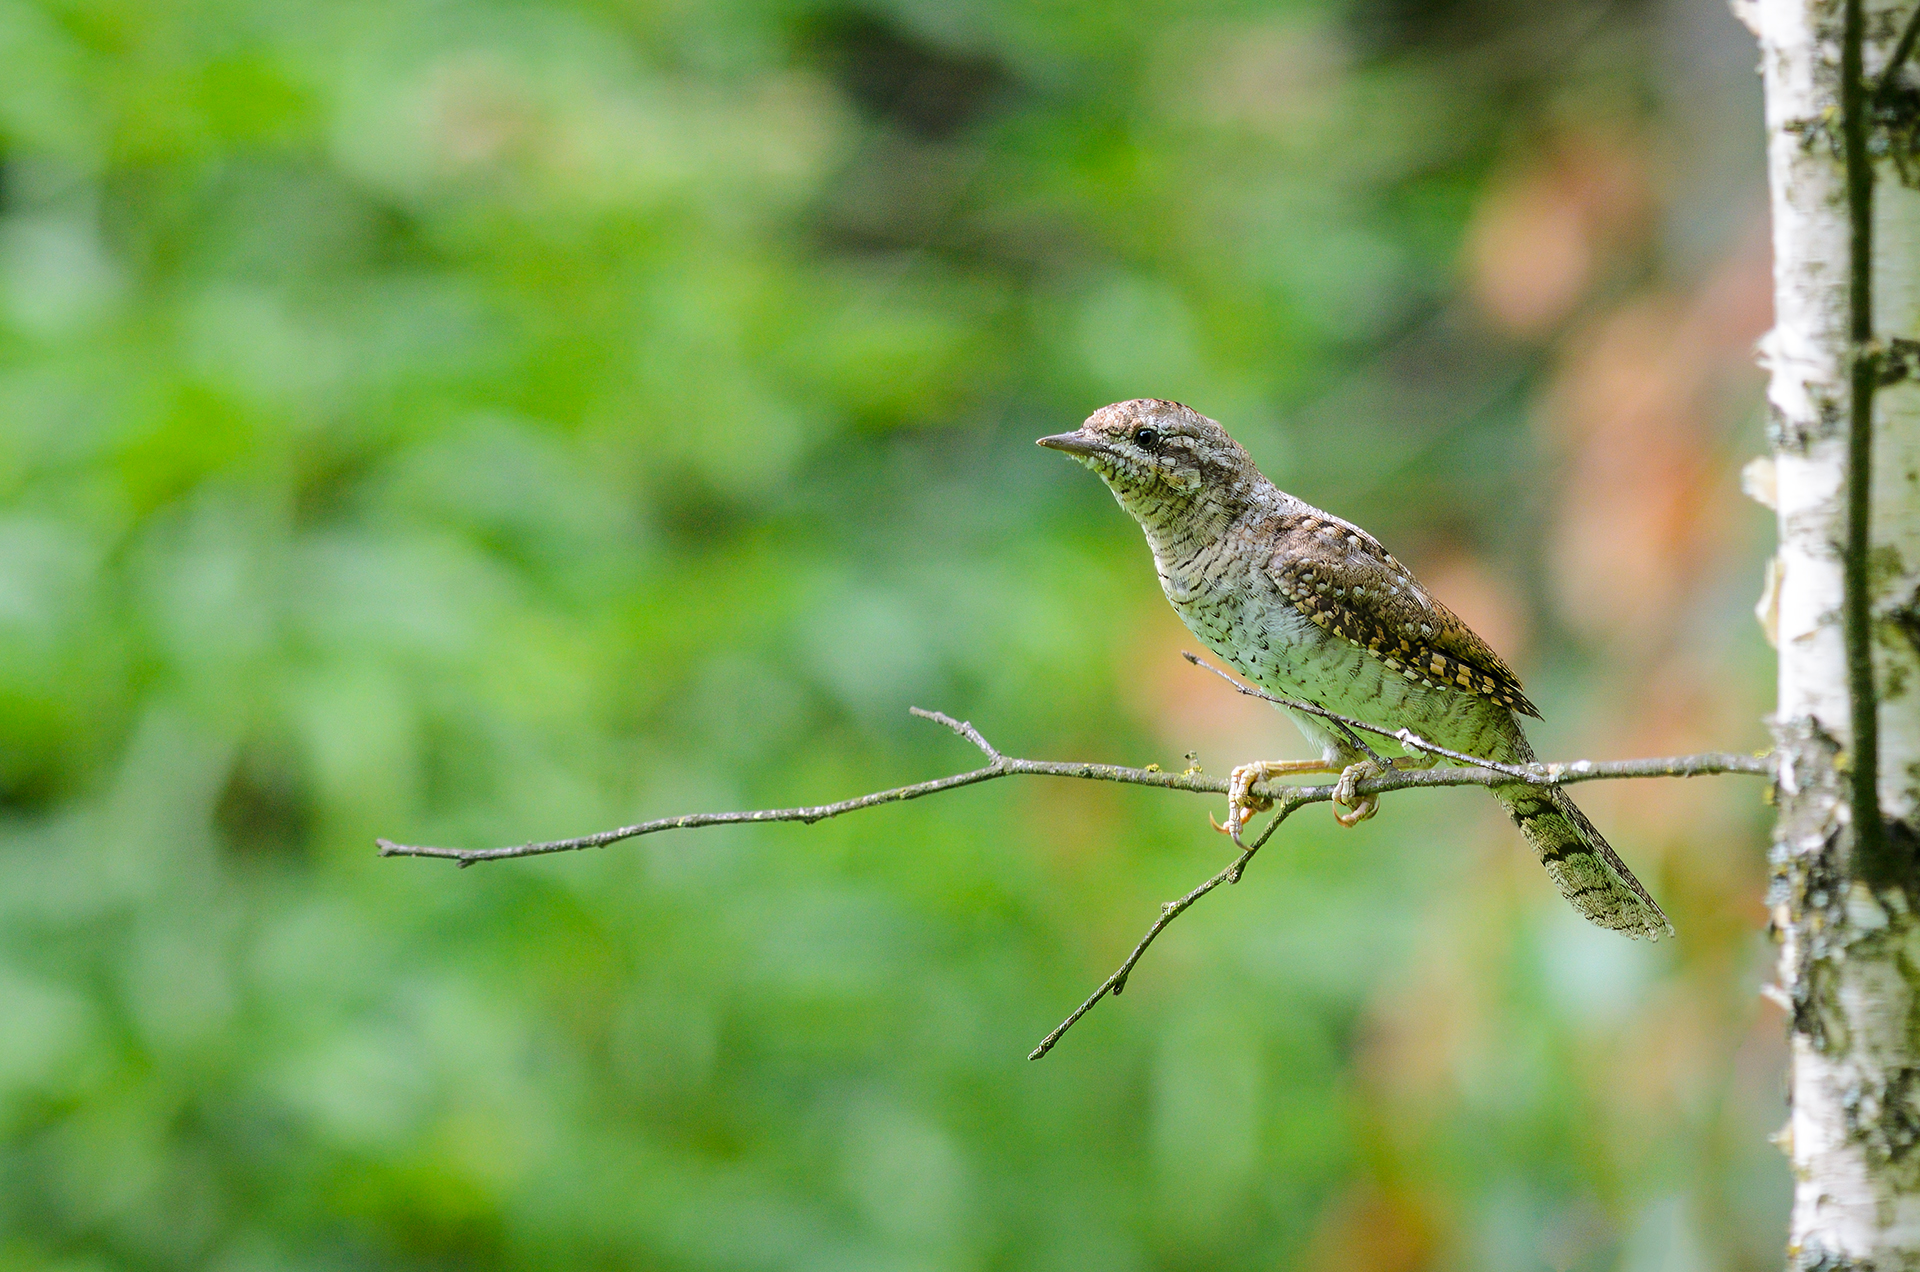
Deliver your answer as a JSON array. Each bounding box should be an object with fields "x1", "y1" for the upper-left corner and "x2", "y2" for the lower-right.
[{"x1": 1038, "y1": 398, "x2": 1671, "y2": 940}]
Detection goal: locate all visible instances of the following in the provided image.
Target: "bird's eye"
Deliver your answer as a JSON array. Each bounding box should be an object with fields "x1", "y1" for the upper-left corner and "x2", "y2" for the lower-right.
[{"x1": 1135, "y1": 427, "x2": 1159, "y2": 449}]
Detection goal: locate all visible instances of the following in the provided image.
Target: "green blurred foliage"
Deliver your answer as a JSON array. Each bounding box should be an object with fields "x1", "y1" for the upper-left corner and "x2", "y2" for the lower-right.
[{"x1": 0, "y1": 0, "x2": 1782, "y2": 1268}]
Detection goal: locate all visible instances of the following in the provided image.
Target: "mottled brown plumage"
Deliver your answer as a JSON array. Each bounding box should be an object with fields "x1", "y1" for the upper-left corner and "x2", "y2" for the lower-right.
[
  {"x1": 1039, "y1": 398, "x2": 1671, "y2": 940},
  {"x1": 1266, "y1": 511, "x2": 1541, "y2": 717}
]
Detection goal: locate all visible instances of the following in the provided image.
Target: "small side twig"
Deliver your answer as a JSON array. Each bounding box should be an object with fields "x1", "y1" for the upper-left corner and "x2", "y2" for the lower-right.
[{"x1": 1027, "y1": 794, "x2": 1303, "y2": 1060}]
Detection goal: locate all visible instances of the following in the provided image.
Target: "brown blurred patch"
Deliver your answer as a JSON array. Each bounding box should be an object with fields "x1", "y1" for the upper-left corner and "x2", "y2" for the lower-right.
[
  {"x1": 1017, "y1": 766, "x2": 1127, "y2": 876},
  {"x1": 1464, "y1": 134, "x2": 1653, "y2": 337},
  {"x1": 1413, "y1": 547, "x2": 1531, "y2": 671},
  {"x1": 1351, "y1": 802, "x2": 1528, "y2": 1114},
  {"x1": 1354, "y1": 938, "x2": 1480, "y2": 1113},
  {"x1": 1572, "y1": 649, "x2": 1771, "y2": 892},
  {"x1": 1540, "y1": 230, "x2": 1771, "y2": 652},
  {"x1": 1303, "y1": 1181, "x2": 1440, "y2": 1272}
]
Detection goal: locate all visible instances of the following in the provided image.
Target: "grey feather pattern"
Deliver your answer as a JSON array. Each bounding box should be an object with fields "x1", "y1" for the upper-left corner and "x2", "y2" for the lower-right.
[{"x1": 1496, "y1": 782, "x2": 1672, "y2": 939}]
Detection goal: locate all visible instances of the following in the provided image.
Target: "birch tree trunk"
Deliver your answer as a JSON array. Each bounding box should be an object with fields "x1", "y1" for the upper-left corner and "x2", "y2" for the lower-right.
[{"x1": 1748, "y1": 0, "x2": 1920, "y2": 1264}]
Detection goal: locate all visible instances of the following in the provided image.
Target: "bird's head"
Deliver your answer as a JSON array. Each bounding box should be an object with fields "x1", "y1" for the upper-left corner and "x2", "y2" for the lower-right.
[{"x1": 1038, "y1": 400, "x2": 1264, "y2": 533}]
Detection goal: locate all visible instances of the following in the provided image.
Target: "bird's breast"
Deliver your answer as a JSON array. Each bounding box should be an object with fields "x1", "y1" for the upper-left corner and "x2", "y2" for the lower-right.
[{"x1": 1158, "y1": 553, "x2": 1522, "y2": 762}]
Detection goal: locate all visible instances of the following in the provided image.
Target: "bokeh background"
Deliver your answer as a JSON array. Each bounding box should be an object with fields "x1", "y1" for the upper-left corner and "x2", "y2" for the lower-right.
[{"x1": 0, "y1": 0, "x2": 1784, "y2": 1267}]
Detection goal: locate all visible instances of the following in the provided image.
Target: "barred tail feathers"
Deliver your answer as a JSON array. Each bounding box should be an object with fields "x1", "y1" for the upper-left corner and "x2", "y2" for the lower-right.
[{"x1": 1495, "y1": 782, "x2": 1672, "y2": 940}]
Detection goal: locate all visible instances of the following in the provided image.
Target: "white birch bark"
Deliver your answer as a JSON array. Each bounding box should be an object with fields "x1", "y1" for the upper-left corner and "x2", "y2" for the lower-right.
[{"x1": 1746, "y1": 0, "x2": 1920, "y2": 1265}]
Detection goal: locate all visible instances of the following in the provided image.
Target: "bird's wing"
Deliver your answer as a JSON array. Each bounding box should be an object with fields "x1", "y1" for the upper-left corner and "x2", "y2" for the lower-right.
[{"x1": 1264, "y1": 512, "x2": 1541, "y2": 719}]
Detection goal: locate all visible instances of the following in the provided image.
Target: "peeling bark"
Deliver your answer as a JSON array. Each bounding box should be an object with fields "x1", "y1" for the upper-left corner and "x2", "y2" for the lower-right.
[{"x1": 1752, "y1": 0, "x2": 1920, "y2": 1264}]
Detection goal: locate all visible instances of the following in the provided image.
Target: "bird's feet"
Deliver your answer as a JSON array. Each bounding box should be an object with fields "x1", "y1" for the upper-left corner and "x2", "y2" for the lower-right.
[
  {"x1": 1212, "y1": 759, "x2": 1336, "y2": 845},
  {"x1": 1332, "y1": 759, "x2": 1387, "y2": 827}
]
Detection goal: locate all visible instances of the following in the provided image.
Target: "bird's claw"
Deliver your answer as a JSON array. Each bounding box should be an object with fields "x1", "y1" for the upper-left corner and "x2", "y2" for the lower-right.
[
  {"x1": 1216, "y1": 760, "x2": 1300, "y2": 847},
  {"x1": 1332, "y1": 759, "x2": 1384, "y2": 827},
  {"x1": 1334, "y1": 796, "x2": 1377, "y2": 828}
]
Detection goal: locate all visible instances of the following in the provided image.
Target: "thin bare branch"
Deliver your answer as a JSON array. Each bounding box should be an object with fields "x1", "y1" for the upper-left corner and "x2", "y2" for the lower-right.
[
  {"x1": 376, "y1": 708, "x2": 1230, "y2": 866},
  {"x1": 376, "y1": 706, "x2": 1772, "y2": 1055},
  {"x1": 376, "y1": 709, "x2": 1769, "y2": 866}
]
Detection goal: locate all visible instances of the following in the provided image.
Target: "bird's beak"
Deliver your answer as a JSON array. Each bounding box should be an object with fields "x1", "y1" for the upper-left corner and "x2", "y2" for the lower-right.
[{"x1": 1037, "y1": 431, "x2": 1107, "y2": 458}]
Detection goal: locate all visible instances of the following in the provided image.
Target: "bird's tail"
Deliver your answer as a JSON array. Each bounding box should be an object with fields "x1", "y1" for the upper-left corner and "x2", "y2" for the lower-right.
[{"x1": 1494, "y1": 782, "x2": 1673, "y2": 940}]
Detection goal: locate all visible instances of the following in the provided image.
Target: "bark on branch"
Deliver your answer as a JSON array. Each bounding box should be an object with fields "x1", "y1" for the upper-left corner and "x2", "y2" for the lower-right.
[
  {"x1": 379, "y1": 663, "x2": 1770, "y2": 1058},
  {"x1": 375, "y1": 709, "x2": 1768, "y2": 868}
]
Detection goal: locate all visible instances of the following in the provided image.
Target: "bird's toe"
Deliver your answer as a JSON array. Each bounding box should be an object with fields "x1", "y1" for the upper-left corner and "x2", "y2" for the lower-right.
[{"x1": 1331, "y1": 759, "x2": 1385, "y2": 827}]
